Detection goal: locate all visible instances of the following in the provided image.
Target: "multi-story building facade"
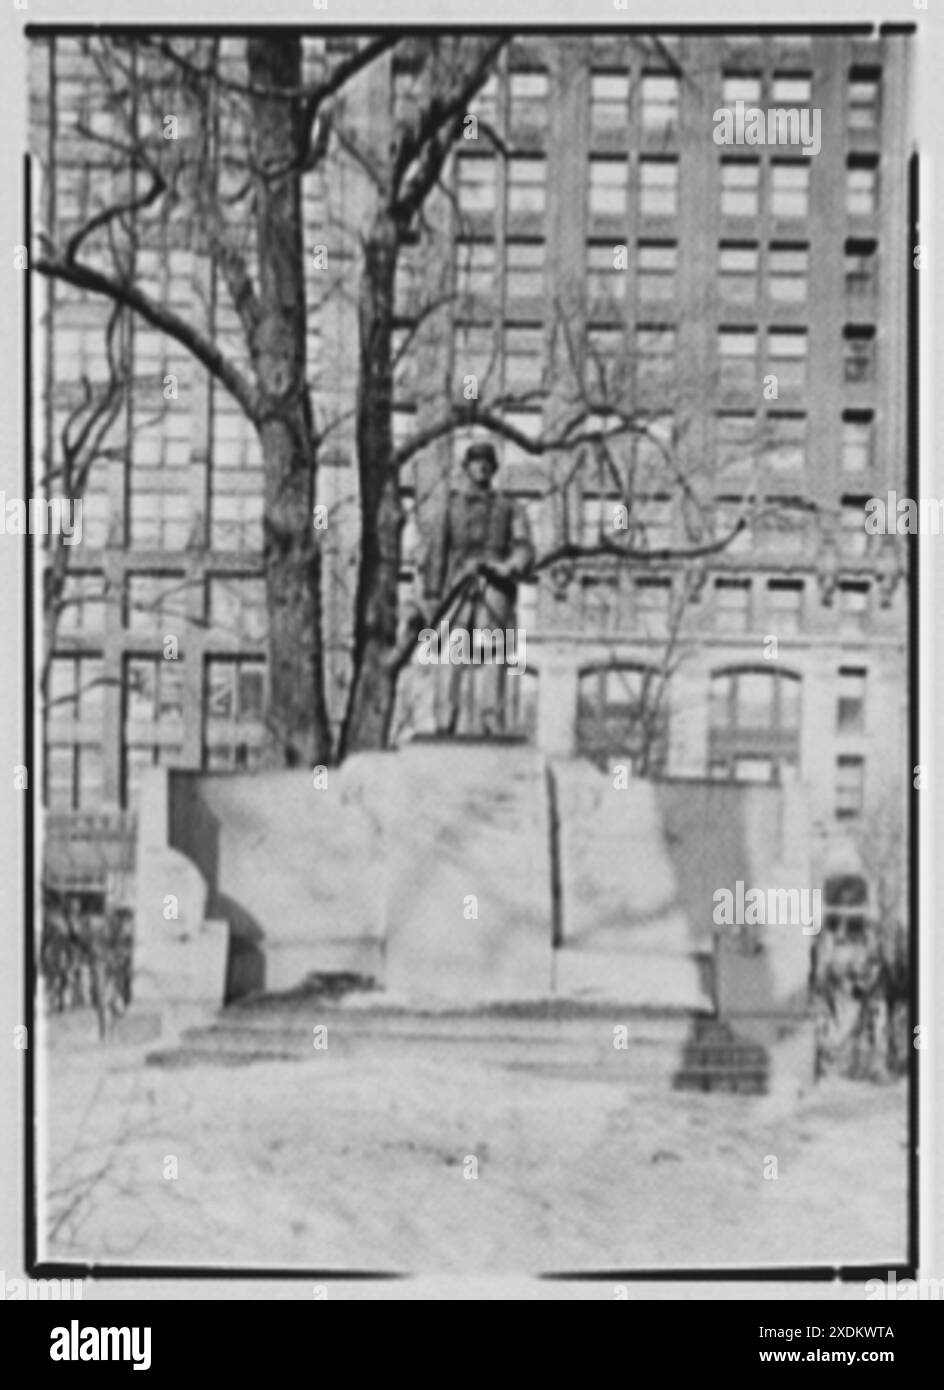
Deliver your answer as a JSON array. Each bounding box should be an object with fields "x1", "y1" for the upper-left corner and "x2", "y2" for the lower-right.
[{"x1": 31, "y1": 30, "x2": 912, "y2": 913}]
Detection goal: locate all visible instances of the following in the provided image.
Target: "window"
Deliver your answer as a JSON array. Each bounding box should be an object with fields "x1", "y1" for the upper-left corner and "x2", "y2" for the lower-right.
[
  {"x1": 456, "y1": 239, "x2": 496, "y2": 299},
  {"x1": 637, "y1": 241, "x2": 676, "y2": 300},
  {"x1": 591, "y1": 71, "x2": 630, "y2": 133},
  {"x1": 849, "y1": 66, "x2": 881, "y2": 131},
  {"x1": 454, "y1": 322, "x2": 498, "y2": 389},
  {"x1": 212, "y1": 407, "x2": 258, "y2": 472},
  {"x1": 766, "y1": 413, "x2": 806, "y2": 473},
  {"x1": 772, "y1": 73, "x2": 812, "y2": 105},
  {"x1": 836, "y1": 755, "x2": 865, "y2": 820},
  {"x1": 713, "y1": 495, "x2": 752, "y2": 556},
  {"x1": 129, "y1": 486, "x2": 191, "y2": 549},
  {"x1": 45, "y1": 655, "x2": 106, "y2": 808},
  {"x1": 390, "y1": 325, "x2": 414, "y2": 398},
  {"x1": 722, "y1": 74, "x2": 761, "y2": 106},
  {"x1": 841, "y1": 497, "x2": 870, "y2": 558},
  {"x1": 842, "y1": 411, "x2": 874, "y2": 473},
  {"x1": 589, "y1": 157, "x2": 628, "y2": 216},
  {"x1": 393, "y1": 67, "x2": 421, "y2": 123},
  {"x1": 503, "y1": 324, "x2": 544, "y2": 391},
  {"x1": 586, "y1": 326, "x2": 627, "y2": 397},
  {"x1": 708, "y1": 666, "x2": 802, "y2": 783},
  {"x1": 732, "y1": 757, "x2": 777, "y2": 784},
  {"x1": 396, "y1": 243, "x2": 423, "y2": 313},
  {"x1": 204, "y1": 657, "x2": 267, "y2": 772},
  {"x1": 495, "y1": 409, "x2": 541, "y2": 467},
  {"x1": 766, "y1": 579, "x2": 804, "y2": 637},
  {"x1": 837, "y1": 667, "x2": 866, "y2": 732},
  {"x1": 714, "y1": 577, "x2": 751, "y2": 634},
  {"x1": 845, "y1": 238, "x2": 878, "y2": 294},
  {"x1": 635, "y1": 576, "x2": 672, "y2": 634},
  {"x1": 76, "y1": 469, "x2": 110, "y2": 548},
  {"x1": 719, "y1": 241, "x2": 758, "y2": 302},
  {"x1": 122, "y1": 655, "x2": 185, "y2": 807},
  {"x1": 210, "y1": 491, "x2": 263, "y2": 551},
  {"x1": 393, "y1": 407, "x2": 416, "y2": 452},
  {"x1": 586, "y1": 240, "x2": 626, "y2": 307},
  {"x1": 771, "y1": 160, "x2": 810, "y2": 218},
  {"x1": 721, "y1": 159, "x2": 759, "y2": 217},
  {"x1": 126, "y1": 572, "x2": 187, "y2": 634},
  {"x1": 44, "y1": 745, "x2": 74, "y2": 809},
  {"x1": 716, "y1": 412, "x2": 755, "y2": 474},
  {"x1": 468, "y1": 74, "x2": 498, "y2": 127},
  {"x1": 846, "y1": 156, "x2": 879, "y2": 217},
  {"x1": 505, "y1": 240, "x2": 544, "y2": 300},
  {"x1": 576, "y1": 663, "x2": 668, "y2": 775},
  {"x1": 636, "y1": 496, "x2": 673, "y2": 552},
  {"x1": 56, "y1": 572, "x2": 106, "y2": 635},
  {"x1": 839, "y1": 580, "x2": 870, "y2": 634},
  {"x1": 769, "y1": 243, "x2": 808, "y2": 302},
  {"x1": 639, "y1": 157, "x2": 678, "y2": 216},
  {"x1": 47, "y1": 654, "x2": 105, "y2": 727},
  {"x1": 456, "y1": 155, "x2": 496, "y2": 215},
  {"x1": 641, "y1": 73, "x2": 679, "y2": 134},
  {"x1": 843, "y1": 325, "x2": 876, "y2": 382},
  {"x1": 718, "y1": 327, "x2": 757, "y2": 393},
  {"x1": 580, "y1": 495, "x2": 620, "y2": 548},
  {"x1": 768, "y1": 328, "x2": 807, "y2": 392},
  {"x1": 636, "y1": 413, "x2": 674, "y2": 470},
  {"x1": 508, "y1": 157, "x2": 546, "y2": 215},
  {"x1": 578, "y1": 574, "x2": 620, "y2": 634},
  {"x1": 773, "y1": 33, "x2": 813, "y2": 57},
  {"x1": 44, "y1": 744, "x2": 103, "y2": 810},
  {"x1": 635, "y1": 324, "x2": 676, "y2": 390},
  {"x1": 583, "y1": 412, "x2": 627, "y2": 474},
  {"x1": 207, "y1": 575, "x2": 267, "y2": 643},
  {"x1": 509, "y1": 70, "x2": 549, "y2": 131}
]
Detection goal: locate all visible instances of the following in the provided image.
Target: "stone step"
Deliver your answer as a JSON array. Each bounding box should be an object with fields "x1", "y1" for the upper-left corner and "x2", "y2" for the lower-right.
[
  {"x1": 672, "y1": 1018, "x2": 772, "y2": 1094},
  {"x1": 145, "y1": 991, "x2": 709, "y2": 1081}
]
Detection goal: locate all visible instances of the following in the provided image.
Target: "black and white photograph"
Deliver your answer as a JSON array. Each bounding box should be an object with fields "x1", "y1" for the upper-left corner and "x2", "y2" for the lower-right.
[{"x1": 2, "y1": 10, "x2": 935, "y2": 1308}]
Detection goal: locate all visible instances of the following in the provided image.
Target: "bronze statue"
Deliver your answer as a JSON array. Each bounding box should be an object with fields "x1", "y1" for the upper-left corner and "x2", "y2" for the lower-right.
[{"x1": 421, "y1": 441, "x2": 534, "y2": 735}]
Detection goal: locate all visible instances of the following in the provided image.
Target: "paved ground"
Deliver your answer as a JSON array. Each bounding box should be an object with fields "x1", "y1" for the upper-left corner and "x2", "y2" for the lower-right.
[{"x1": 40, "y1": 1006, "x2": 908, "y2": 1275}]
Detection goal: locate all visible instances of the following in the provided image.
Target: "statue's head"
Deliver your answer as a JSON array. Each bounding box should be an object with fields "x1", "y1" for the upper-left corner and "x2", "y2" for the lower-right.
[{"x1": 461, "y1": 441, "x2": 499, "y2": 486}]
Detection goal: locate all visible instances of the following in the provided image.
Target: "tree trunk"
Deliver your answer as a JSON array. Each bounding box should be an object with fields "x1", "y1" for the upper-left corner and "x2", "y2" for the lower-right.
[
  {"x1": 338, "y1": 213, "x2": 403, "y2": 757},
  {"x1": 247, "y1": 38, "x2": 332, "y2": 767}
]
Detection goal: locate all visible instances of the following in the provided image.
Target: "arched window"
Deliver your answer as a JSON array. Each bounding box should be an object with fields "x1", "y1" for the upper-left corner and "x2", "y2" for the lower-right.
[
  {"x1": 576, "y1": 662, "x2": 668, "y2": 775},
  {"x1": 708, "y1": 665, "x2": 801, "y2": 783}
]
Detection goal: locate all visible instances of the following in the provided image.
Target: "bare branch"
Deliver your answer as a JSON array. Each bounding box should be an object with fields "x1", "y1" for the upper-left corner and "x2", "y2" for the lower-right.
[{"x1": 35, "y1": 256, "x2": 259, "y2": 421}]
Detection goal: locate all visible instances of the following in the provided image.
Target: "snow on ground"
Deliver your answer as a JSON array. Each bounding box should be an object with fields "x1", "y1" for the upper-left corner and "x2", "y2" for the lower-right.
[{"x1": 40, "y1": 1009, "x2": 908, "y2": 1275}]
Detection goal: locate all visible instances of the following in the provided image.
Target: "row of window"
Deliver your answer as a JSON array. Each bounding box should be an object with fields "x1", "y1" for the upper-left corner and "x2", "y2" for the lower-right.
[
  {"x1": 44, "y1": 651, "x2": 876, "y2": 817},
  {"x1": 56, "y1": 572, "x2": 267, "y2": 640},
  {"x1": 64, "y1": 488, "x2": 264, "y2": 553},
  {"x1": 450, "y1": 235, "x2": 880, "y2": 309},
  {"x1": 571, "y1": 571, "x2": 875, "y2": 636},
  {"x1": 449, "y1": 67, "x2": 882, "y2": 139},
  {"x1": 455, "y1": 151, "x2": 880, "y2": 223},
  {"x1": 717, "y1": 409, "x2": 876, "y2": 473},
  {"x1": 572, "y1": 661, "x2": 870, "y2": 813},
  {"x1": 391, "y1": 401, "x2": 875, "y2": 478},
  {"x1": 45, "y1": 654, "x2": 266, "y2": 809}
]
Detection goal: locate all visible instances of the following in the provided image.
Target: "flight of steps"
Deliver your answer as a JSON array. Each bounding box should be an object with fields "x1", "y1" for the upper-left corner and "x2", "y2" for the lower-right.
[
  {"x1": 672, "y1": 1017, "x2": 770, "y2": 1094},
  {"x1": 145, "y1": 979, "x2": 709, "y2": 1088}
]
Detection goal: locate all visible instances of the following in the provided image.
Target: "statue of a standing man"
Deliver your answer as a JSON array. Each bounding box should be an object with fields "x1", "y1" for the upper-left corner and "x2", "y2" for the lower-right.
[{"x1": 422, "y1": 441, "x2": 534, "y2": 735}]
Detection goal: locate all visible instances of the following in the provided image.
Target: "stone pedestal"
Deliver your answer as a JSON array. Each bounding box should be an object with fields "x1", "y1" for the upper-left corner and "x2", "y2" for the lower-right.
[
  {"x1": 382, "y1": 741, "x2": 553, "y2": 1004},
  {"x1": 552, "y1": 761, "x2": 712, "y2": 1009},
  {"x1": 133, "y1": 768, "x2": 228, "y2": 1037}
]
